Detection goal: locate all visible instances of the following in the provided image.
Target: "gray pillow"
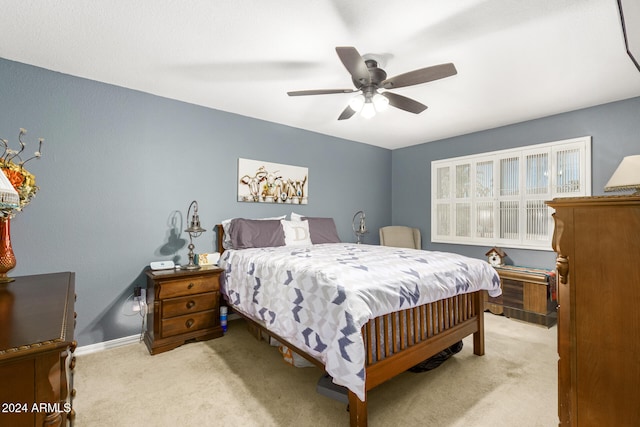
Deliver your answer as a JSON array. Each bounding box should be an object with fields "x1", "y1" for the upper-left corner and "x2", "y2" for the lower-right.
[
  {"x1": 303, "y1": 217, "x2": 341, "y2": 244},
  {"x1": 228, "y1": 218, "x2": 285, "y2": 249},
  {"x1": 221, "y1": 215, "x2": 286, "y2": 249}
]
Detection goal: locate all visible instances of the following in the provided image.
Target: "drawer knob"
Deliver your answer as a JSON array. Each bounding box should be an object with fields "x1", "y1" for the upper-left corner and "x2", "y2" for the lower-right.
[
  {"x1": 186, "y1": 300, "x2": 196, "y2": 309},
  {"x1": 186, "y1": 319, "x2": 195, "y2": 328},
  {"x1": 188, "y1": 282, "x2": 195, "y2": 289}
]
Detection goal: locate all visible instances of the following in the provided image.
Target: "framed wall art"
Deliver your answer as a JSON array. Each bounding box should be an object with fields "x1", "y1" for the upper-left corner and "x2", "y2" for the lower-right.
[{"x1": 237, "y1": 158, "x2": 308, "y2": 204}]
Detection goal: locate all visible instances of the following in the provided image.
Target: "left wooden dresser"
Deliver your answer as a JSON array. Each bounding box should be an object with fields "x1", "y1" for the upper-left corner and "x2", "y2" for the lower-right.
[
  {"x1": 0, "y1": 272, "x2": 76, "y2": 427},
  {"x1": 144, "y1": 266, "x2": 223, "y2": 355}
]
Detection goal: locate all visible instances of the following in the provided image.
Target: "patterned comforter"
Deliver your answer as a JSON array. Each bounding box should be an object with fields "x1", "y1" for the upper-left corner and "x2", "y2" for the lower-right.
[{"x1": 219, "y1": 243, "x2": 501, "y2": 401}]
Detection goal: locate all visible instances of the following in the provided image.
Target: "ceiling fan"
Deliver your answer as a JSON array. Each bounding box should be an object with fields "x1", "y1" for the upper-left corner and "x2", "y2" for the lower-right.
[{"x1": 287, "y1": 46, "x2": 457, "y2": 120}]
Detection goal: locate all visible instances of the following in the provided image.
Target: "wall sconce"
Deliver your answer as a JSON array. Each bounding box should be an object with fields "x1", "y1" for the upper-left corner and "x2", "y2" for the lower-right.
[
  {"x1": 183, "y1": 200, "x2": 206, "y2": 270},
  {"x1": 604, "y1": 155, "x2": 640, "y2": 195},
  {"x1": 352, "y1": 210, "x2": 368, "y2": 244}
]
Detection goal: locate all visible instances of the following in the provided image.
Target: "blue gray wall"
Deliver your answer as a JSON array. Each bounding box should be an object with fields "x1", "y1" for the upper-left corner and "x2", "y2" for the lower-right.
[
  {"x1": 391, "y1": 96, "x2": 640, "y2": 269},
  {"x1": 2, "y1": 56, "x2": 638, "y2": 347},
  {"x1": 0, "y1": 58, "x2": 391, "y2": 346}
]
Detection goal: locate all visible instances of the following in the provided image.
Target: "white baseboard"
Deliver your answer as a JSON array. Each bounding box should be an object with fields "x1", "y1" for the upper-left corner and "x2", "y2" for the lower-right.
[
  {"x1": 75, "y1": 334, "x2": 140, "y2": 357},
  {"x1": 75, "y1": 316, "x2": 239, "y2": 357}
]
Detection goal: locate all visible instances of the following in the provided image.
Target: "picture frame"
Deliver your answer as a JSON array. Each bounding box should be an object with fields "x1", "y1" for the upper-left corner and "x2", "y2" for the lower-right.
[{"x1": 237, "y1": 158, "x2": 308, "y2": 204}]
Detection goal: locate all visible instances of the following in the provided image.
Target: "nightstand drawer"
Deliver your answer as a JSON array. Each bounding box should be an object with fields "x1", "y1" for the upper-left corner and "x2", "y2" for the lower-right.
[
  {"x1": 158, "y1": 275, "x2": 219, "y2": 299},
  {"x1": 162, "y1": 292, "x2": 218, "y2": 318},
  {"x1": 162, "y1": 310, "x2": 217, "y2": 338}
]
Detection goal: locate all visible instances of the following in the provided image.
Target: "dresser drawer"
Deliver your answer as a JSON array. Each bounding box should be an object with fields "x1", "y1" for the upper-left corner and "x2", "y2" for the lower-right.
[
  {"x1": 158, "y1": 274, "x2": 219, "y2": 299},
  {"x1": 161, "y1": 310, "x2": 218, "y2": 338},
  {"x1": 162, "y1": 292, "x2": 218, "y2": 318}
]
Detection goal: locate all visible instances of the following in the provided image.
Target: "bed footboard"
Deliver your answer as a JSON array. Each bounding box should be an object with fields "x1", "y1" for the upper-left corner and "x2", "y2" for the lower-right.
[
  {"x1": 232, "y1": 290, "x2": 485, "y2": 427},
  {"x1": 349, "y1": 290, "x2": 485, "y2": 427}
]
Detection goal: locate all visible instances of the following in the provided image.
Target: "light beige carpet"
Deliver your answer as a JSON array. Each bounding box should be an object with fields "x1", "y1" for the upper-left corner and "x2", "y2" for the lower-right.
[{"x1": 74, "y1": 313, "x2": 557, "y2": 426}]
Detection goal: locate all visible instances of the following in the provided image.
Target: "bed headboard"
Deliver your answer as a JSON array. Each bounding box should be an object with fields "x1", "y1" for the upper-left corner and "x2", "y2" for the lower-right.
[{"x1": 216, "y1": 224, "x2": 225, "y2": 254}]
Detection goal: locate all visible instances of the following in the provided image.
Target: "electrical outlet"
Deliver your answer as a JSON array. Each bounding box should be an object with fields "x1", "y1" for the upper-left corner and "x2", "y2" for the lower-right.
[{"x1": 132, "y1": 288, "x2": 146, "y2": 313}]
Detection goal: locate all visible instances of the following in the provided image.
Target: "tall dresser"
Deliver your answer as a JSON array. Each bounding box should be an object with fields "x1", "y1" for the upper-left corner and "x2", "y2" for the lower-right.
[{"x1": 547, "y1": 196, "x2": 640, "y2": 426}]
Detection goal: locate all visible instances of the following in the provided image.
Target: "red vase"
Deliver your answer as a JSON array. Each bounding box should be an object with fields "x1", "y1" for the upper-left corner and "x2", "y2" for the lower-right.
[{"x1": 0, "y1": 218, "x2": 16, "y2": 283}]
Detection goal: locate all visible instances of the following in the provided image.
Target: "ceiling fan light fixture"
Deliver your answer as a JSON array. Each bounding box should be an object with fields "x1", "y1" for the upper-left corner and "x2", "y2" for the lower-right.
[
  {"x1": 361, "y1": 102, "x2": 376, "y2": 119},
  {"x1": 348, "y1": 94, "x2": 365, "y2": 112},
  {"x1": 373, "y1": 93, "x2": 389, "y2": 112},
  {"x1": 287, "y1": 46, "x2": 455, "y2": 120}
]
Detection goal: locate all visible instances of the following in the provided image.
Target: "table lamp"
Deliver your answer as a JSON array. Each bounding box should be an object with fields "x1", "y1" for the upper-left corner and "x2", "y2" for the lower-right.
[
  {"x1": 183, "y1": 200, "x2": 206, "y2": 270},
  {"x1": 604, "y1": 155, "x2": 640, "y2": 196},
  {"x1": 352, "y1": 210, "x2": 368, "y2": 244}
]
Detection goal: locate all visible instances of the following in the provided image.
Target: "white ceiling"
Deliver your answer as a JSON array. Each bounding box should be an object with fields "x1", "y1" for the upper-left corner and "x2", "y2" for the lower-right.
[{"x1": 1, "y1": 0, "x2": 640, "y2": 149}]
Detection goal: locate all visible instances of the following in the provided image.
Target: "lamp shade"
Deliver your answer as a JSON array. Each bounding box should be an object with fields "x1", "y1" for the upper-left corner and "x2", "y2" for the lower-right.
[
  {"x1": 372, "y1": 93, "x2": 389, "y2": 111},
  {"x1": 348, "y1": 94, "x2": 365, "y2": 112},
  {"x1": 361, "y1": 102, "x2": 376, "y2": 119},
  {"x1": 604, "y1": 155, "x2": 640, "y2": 195},
  {"x1": 185, "y1": 200, "x2": 206, "y2": 236},
  {"x1": 0, "y1": 170, "x2": 19, "y2": 209}
]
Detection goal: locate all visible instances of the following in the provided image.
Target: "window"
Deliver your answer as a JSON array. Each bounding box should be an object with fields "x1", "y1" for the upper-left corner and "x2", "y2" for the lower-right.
[{"x1": 431, "y1": 136, "x2": 591, "y2": 250}]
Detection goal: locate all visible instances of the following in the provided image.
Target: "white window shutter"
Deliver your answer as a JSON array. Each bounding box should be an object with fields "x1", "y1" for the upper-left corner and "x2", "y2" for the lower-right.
[
  {"x1": 432, "y1": 165, "x2": 452, "y2": 240},
  {"x1": 474, "y1": 159, "x2": 494, "y2": 239},
  {"x1": 430, "y1": 136, "x2": 590, "y2": 250},
  {"x1": 552, "y1": 142, "x2": 590, "y2": 197}
]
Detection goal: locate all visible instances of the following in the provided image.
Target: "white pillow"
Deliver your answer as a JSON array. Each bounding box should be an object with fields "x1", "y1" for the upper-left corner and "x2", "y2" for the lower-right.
[
  {"x1": 280, "y1": 219, "x2": 312, "y2": 246},
  {"x1": 290, "y1": 212, "x2": 304, "y2": 221},
  {"x1": 222, "y1": 215, "x2": 286, "y2": 249}
]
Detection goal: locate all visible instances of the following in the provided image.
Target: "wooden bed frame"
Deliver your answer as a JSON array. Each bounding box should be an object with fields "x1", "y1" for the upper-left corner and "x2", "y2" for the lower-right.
[{"x1": 216, "y1": 225, "x2": 486, "y2": 427}]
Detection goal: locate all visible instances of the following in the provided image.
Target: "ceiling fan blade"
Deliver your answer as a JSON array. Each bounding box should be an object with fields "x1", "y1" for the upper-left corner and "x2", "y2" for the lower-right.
[
  {"x1": 335, "y1": 46, "x2": 371, "y2": 87},
  {"x1": 382, "y1": 92, "x2": 428, "y2": 114},
  {"x1": 338, "y1": 105, "x2": 357, "y2": 120},
  {"x1": 287, "y1": 89, "x2": 357, "y2": 96},
  {"x1": 382, "y1": 63, "x2": 457, "y2": 89}
]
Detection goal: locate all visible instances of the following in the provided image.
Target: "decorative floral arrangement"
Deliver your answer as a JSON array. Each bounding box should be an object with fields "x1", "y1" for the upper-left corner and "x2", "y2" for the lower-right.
[{"x1": 0, "y1": 128, "x2": 44, "y2": 218}]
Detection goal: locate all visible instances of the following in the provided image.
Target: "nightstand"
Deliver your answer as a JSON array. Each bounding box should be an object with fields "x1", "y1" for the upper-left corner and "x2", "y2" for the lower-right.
[{"x1": 144, "y1": 266, "x2": 224, "y2": 355}]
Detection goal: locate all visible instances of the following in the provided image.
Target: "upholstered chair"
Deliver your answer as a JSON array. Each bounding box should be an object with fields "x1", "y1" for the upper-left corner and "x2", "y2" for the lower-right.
[{"x1": 379, "y1": 226, "x2": 421, "y2": 249}]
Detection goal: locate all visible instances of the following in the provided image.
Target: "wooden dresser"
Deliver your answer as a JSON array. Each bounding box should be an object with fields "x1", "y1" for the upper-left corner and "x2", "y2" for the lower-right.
[
  {"x1": 547, "y1": 196, "x2": 640, "y2": 426},
  {"x1": 144, "y1": 266, "x2": 223, "y2": 355},
  {"x1": 0, "y1": 272, "x2": 76, "y2": 427}
]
